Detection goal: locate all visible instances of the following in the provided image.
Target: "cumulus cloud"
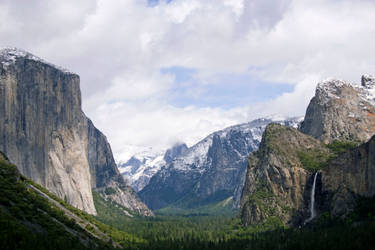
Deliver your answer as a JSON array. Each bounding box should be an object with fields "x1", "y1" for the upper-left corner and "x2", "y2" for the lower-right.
[{"x1": 1, "y1": 0, "x2": 374, "y2": 161}]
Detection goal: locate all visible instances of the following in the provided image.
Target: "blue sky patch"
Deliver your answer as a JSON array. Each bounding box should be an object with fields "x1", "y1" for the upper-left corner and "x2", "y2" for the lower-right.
[{"x1": 161, "y1": 66, "x2": 294, "y2": 109}]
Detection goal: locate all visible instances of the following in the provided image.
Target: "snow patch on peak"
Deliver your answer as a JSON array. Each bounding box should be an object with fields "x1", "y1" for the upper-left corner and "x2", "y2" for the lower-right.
[
  {"x1": 118, "y1": 144, "x2": 187, "y2": 192},
  {"x1": 316, "y1": 78, "x2": 351, "y2": 104},
  {"x1": 0, "y1": 47, "x2": 73, "y2": 74},
  {"x1": 360, "y1": 75, "x2": 375, "y2": 105},
  {"x1": 315, "y1": 75, "x2": 375, "y2": 107},
  {"x1": 362, "y1": 74, "x2": 375, "y2": 88},
  {"x1": 118, "y1": 150, "x2": 166, "y2": 192},
  {"x1": 317, "y1": 78, "x2": 349, "y2": 92},
  {"x1": 170, "y1": 117, "x2": 302, "y2": 173}
]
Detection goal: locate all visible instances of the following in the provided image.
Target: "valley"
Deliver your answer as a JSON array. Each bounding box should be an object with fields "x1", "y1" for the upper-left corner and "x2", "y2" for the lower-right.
[{"x1": 1, "y1": 49, "x2": 375, "y2": 249}]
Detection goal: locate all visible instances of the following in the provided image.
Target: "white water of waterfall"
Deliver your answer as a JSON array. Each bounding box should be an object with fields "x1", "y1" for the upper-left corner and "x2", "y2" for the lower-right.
[{"x1": 305, "y1": 172, "x2": 318, "y2": 224}]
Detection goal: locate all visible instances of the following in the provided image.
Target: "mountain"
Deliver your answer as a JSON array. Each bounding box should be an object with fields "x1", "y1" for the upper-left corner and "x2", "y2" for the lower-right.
[
  {"x1": 0, "y1": 48, "x2": 152, "y2": 216},
  {"x1": 240, "y1": 75, "x2": 375, "y2": 227},
  {"x1": 300, "y1": 75, "x2": 375, "y2": 144},
  {"x1": 139, "y1": 117, "x2": 302, "y2": 211},
  {"x1": 240, "y1": 124, "x2": 331, "y2": 226},
  {"x1": 119, "y1": 143, "x2": 188, "y2": 192}
]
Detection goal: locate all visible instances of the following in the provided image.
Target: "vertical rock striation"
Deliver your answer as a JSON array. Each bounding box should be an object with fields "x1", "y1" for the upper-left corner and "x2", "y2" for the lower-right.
[{"x1": 0, "y1": 48, "x2": 152, "y2": 216}]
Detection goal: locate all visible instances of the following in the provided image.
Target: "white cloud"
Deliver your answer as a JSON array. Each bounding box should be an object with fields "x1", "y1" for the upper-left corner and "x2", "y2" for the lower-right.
[
  {"x1": 90, "y1": 100, "x2": 247, "y2": 162},
  {"x1": 1, "y1": 0, "x2": 375, "y2": 161}
]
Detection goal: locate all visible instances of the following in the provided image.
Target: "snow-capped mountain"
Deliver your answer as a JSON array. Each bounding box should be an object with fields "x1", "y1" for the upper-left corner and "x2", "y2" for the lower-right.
[
  {"x1": 139, "y1": 117, "x2": 303, "y2": 211},
  {"x1": 300, "y1": 75, "x2": 375, "y2": 144},
  {"x1": 118, "y1": 143, "x2": 188, "y2": 192}
]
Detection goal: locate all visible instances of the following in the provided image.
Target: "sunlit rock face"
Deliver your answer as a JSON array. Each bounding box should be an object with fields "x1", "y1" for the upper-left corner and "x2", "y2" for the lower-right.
[
  {"x1": 0, "y1": 48, "x2": 152, "y2": 216},
  {"x1": 239, "y1": 124, "x2": 329, "y2": 226}
]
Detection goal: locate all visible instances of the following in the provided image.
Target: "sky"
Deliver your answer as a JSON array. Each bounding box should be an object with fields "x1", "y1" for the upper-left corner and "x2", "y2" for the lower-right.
[{"x1": 1, "y1": 0, "x2": 375, "y2": 162}]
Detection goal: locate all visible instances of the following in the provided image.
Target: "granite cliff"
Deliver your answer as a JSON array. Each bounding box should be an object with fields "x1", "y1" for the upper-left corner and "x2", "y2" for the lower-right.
[
  {"x1": 239, "y1": 124, "x2": 330, "y2": 226},
  {"x1": 0, "y1": 48, "x2": 152, "y2": 216},
  {"x1": 320, "y1": 135, "x2": 375, "y2": 217},
  {"x1": 240, "y1": 75, "x2": 375, "y2": 226},
  {"x1": 300, "y1": 75, "x2": 375, "y2": 144}
]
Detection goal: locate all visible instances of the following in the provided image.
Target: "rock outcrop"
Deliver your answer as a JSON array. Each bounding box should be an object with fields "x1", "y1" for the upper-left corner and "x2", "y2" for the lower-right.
[
  {"x1": 320, "y1": 135, "x2": 375, "y2": 217},
  {"x1": 300, "y1": 76, "x2": 375, "y2": 144},
  {"x1": 140, "y1": 118, "x2": 301, "y2": 211},
  {"x1": 239, "y1": 124, "x2": 331, "y2": 226},
  {"x1": 0, "y1": 48, "x2": 152, "y2": 216},
  {"x1": 240, "y1": 75, "x2": 375, "y2": 227}
]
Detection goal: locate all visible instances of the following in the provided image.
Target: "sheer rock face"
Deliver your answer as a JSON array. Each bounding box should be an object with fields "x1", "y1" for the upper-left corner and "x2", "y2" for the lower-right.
[
  {"x1": 300, "y1": 76, "x2": 375, "y2": 144},
  {"x1": 140, "y1": 118, "x2": 301, "y2": 211},
  {"x1": 321, "y1": 135, "x2": 375, "y2": 217},
  {"x1": 87, "y1": 119, "x2": 153, "y2": 216},
  {"x1": 0, "y1": 48, "x2": 152, "y2": 216},
  {"x1": 240, "y1": 124, "x2": 330, "y2": 226}
]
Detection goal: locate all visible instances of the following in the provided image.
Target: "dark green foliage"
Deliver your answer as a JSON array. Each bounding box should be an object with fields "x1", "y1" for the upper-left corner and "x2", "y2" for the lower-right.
[
  {"x1": 0, "y1": 154, "x2": 116, "y2": 250},
  {"x1": 297, "y1": 140, "x2": 359, "y2": 171},
  {"x1": 93, "y1": 187, "x2": 375, "y2": 250},
  {"x1": 0, "y1": 156, "x2": 87, "y2": 249},
  {"x1": 326, "y1": 140, "x2": 359, "y2": 155},
  {"x1": 156, "y1": 193, "x2": 236, "y2": 216},
  {"x1": 347, "y1": 196, "x2": 375, "y2": 222},
  {"x1": 93, "y1": 190, "x2": 135, "y2": 223},
  {"x1": 92, "y1": 204, "x2": 375, "y2": 250},
  {"x1": 297, "y1": 150, "x2": 330, "y2": 171},
  {"x1": 2, "y1": 148, "x2": 374, "y2": 250},
  {"x1": 105, "y1": 187, "x2": 117, "y2": 195}
]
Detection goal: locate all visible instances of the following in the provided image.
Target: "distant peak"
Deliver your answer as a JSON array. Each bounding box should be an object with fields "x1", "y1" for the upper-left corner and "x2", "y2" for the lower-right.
[{"x1": 0, "y1": 47, "x2": 74, "y2": 74}]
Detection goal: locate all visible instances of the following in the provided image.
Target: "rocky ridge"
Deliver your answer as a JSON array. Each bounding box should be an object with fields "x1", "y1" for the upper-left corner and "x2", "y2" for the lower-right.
[
  {"x1": 240, "y1": 75, "x2": 375, "y2": 226},
  {"x1": 140, "y1": 117, "x2": 302, "y2": 211},
  {"x1": 0, "y1": 48, "x2": 152, "y2": 216},
  {"x1": 239, "y1": 124, "x2": 331, "y2": 226}
]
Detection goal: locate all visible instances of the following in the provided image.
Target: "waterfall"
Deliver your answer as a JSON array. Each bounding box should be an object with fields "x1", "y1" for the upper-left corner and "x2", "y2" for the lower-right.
[{"x1": 305, "y1": 172, "x2": 318, "y2": 224}]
